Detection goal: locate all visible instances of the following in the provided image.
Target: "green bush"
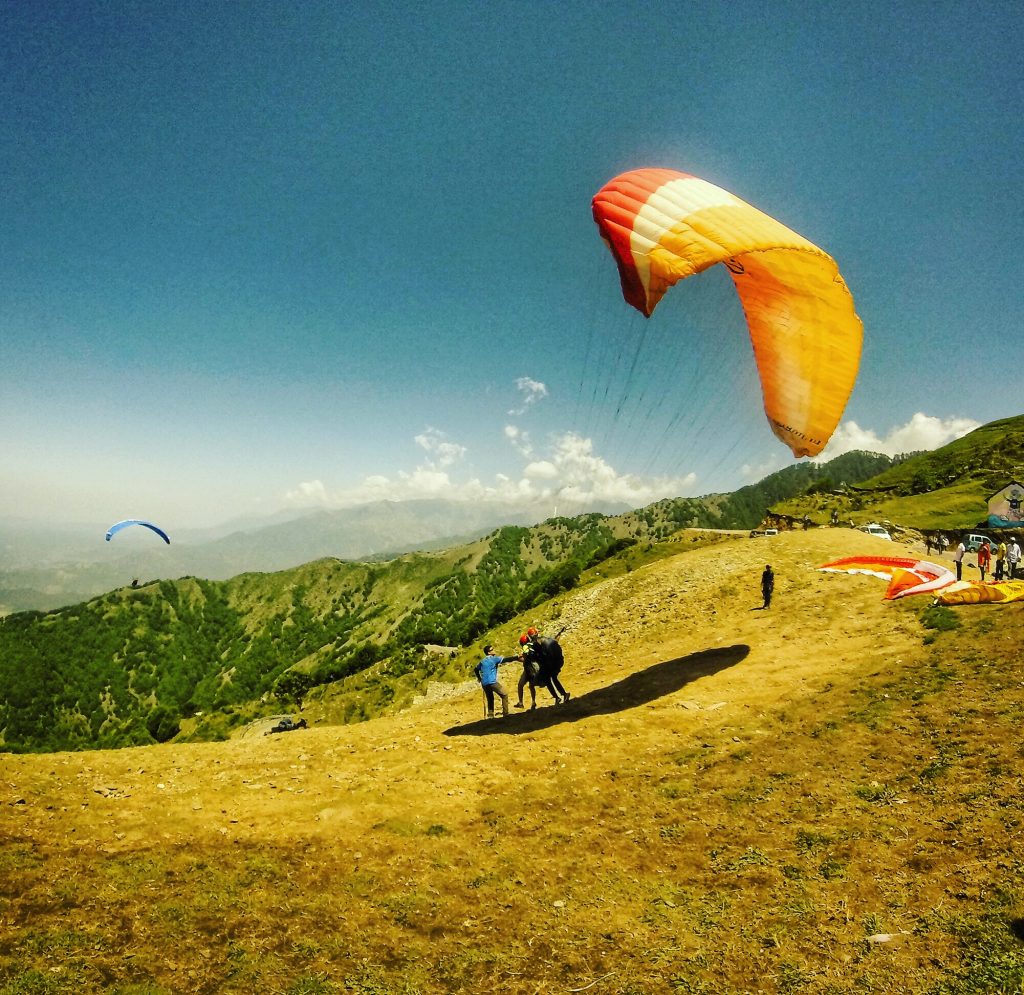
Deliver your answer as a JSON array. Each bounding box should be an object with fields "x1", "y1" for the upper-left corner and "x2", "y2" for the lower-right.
[
  {"x1": 146, "y1": 705, "x2": 181, "y2": 743},
  {"x1": 921, "y1": 604, "x2": 961, "y2": 632}
]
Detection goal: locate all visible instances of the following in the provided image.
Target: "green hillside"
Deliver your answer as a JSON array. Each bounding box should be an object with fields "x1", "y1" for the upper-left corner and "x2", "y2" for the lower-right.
[
  {"x1": 0, "y1": 512, "x2": 708, "y2": 753},
  {"x1": 0, "y1": 449, "x2": 907, "y2": 755},
  {"x1": 714, "y1": 450, "x2": 896, "y2": 527},
  {"x1": 772, "y1": 414, "x2": 1024, "y2": 531}
]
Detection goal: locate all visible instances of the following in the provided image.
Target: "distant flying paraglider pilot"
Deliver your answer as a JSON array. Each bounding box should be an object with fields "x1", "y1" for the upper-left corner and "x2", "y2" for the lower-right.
[
  {"x1": 474, "y1": 645, "x2": 516, "y2": 718},
  {"x1": 761, "y1": 565, "x2": 775, "y2": 609}
]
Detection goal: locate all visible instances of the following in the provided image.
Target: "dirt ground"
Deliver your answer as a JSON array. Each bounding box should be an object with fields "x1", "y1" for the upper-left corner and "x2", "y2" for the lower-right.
[{"x1": 2, "y1": 528, "x2": 922, "y2": 855}]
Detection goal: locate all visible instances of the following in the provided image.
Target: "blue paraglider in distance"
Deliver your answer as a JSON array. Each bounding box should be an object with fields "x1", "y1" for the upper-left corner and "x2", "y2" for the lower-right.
[{"x1": 105, "y1": 520, "x2": 171, "y2": 544}]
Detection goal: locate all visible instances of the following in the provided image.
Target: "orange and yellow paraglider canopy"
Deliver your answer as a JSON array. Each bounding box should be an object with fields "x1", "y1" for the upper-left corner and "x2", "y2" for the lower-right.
[{"x1": 592, "y1": 168, "x2": 863, "y2": 458}]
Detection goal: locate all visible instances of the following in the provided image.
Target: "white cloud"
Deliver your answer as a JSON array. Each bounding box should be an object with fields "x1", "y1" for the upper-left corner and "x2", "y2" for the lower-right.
[
  {"x1": 508, "y1": 376, "x2": 548, "y2": 415},
  {"x1": 820, "y1": 413, "x2": 980, "y2": 460},
  {"x1": 284, "y1": 412, "x2": 980, "y2": 515},
  {"x1": 523, "y1": 459, "x2": 558, "y2": 480},
  {"x1": 284, "y1": 479, "x2": 330, "y2": 505},
  {"x1": 504, "y1": 423, "x2": 533, "y2": 457},
  {"x1": 414, "y1": 427, "x2": 467, "y2": 468},
  {"x1": 533, "y1": 432, "x2": 698, "y2": 506},
  {"x1": 740, "y1": 458, "x2": 787, "y2": 483},
  {"x1": 284, "y1": 429, "x2": 699, "y2": 514}
]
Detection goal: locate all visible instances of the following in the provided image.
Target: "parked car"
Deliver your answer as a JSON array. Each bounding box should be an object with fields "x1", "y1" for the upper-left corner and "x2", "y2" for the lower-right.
[
  {"x1": 859, "y1": 523, "x2": 892, "y2": 540},
  {"x1": 265, "y1": 716, "x2": 308, "y2": 735},
  {"x1": 750, "y1": 528, "x2": 779, "y2": 537},
  {"x1": 964, "y1": 533, "x2": 994, "y2": 552}
]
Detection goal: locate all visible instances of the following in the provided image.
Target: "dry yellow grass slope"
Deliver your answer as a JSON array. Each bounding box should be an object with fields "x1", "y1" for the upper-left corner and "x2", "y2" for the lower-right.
[{"x1": 3, "y1": 529, "x2": 1024, "y2": 994}]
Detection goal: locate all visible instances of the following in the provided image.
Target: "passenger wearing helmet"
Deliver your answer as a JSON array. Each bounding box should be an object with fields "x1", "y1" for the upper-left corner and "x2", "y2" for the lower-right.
[
  {"x1": 527, "y1": 629, "x2": 570, "y2": 705},
  {"x1": 514, "y1": 633, "x2": 542, "y2": 710}
]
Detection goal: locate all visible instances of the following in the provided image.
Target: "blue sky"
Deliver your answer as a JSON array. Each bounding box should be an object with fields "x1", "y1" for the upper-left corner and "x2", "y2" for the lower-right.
[{"x1": 2, "y1": 1, "x2": 1020, "y2": 528}]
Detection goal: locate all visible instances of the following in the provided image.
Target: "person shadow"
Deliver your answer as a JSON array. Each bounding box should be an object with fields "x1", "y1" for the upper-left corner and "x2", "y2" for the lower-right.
[{"x1": 444, "y1": 643, "x2": 750, "y2": 737}]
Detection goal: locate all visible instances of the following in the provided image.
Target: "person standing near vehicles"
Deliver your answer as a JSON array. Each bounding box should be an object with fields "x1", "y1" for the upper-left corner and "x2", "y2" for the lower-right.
[
  {"x1": 761, "y1": 564, "x2": 775, "y2": 609},
  {"x1": 995, "y1": 538, "x2": 1008, "y2": 581},
  {"x1": 977, "y1": 540, "x2": 991, "y2": 582},
  {"x1": 474, "y1": 644, "x2": 517, "y2": 718},
  {"x1": 953, "y1": 539, "x2": 966, "y2": 581},
  {"x1": 1008, "y1": 538, "x2": 1022, "y2": 580}
]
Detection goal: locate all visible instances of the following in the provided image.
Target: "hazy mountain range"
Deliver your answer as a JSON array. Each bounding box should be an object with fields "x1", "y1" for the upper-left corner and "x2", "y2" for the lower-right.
[
  {"x1": 0, "y1": 442, "x2": 924, "y2": 615},
  {"x1": 0, "y1": 498, "x2": 630, "y2": 613},
  {"x1": 4, "y1": 420, "x2": 1021, "y2": 753}
]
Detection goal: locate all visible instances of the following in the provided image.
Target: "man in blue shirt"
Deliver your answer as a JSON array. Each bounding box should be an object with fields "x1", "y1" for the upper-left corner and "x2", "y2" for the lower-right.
[{"x1": 474, "y1": 644, "x2": 517, "y2": 718}]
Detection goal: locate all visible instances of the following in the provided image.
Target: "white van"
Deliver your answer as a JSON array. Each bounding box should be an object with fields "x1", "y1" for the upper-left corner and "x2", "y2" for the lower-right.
[
  {"x1": 859, "y1": 523, "x2": 892, "y2": 540},
  {"x1": 964, "y1": 534, "x2": 994, "y2": 552}
]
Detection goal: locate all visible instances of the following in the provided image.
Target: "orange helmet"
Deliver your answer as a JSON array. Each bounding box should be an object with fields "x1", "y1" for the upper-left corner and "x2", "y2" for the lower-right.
[
  {"x1": 527, "y1": 627, "x2": 538, "y2": 637},
  {"x1": 519, "y1": 634, "x2": 529, "y2": 645}
]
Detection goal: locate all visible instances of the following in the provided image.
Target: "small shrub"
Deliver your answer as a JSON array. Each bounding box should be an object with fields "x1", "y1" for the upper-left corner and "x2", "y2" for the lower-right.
[
  {"x1": 795, "y1": 828, "x2": 832, "y2": 852},
  {"x1": 818, "y1": 857, "x2": 847, "y2": 880},
  {"x1": 921, "y1": 604, "x2": 961, "y2": 632},
  {"x1": 854, "y1": 782, "x2": 898, "y2": 805}
]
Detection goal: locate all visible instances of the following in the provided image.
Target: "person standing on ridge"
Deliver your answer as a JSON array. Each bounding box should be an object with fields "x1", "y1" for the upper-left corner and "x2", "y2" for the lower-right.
[
  {"x1": 995, "y1": 537, "x2": 1008, "y2": 581},
  {"x1": 760, "y1": 564, "x2": 775, "y2": 609},
  {"x1": 977, "y1": 540, "x2": 991, "y2": 582},
  {"x1": 514, "y1": 633, "x2": 541, "y2": 710},
  {"x1": 1008, "y1": 537, "x2": 1022, "y2": 580},
  {"x1": 474, "y1": 644, "x2": 517, "y2": 718},
  {"x1": 526, "y1": 628, "x2": 570, "y2": 705},
  {"x1": 953, "y1": 538, "x2": 966, "y2": 581}
]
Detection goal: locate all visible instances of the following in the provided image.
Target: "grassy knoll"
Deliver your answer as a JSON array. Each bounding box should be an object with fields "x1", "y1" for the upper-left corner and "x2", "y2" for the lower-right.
[
  {"x1": 773, "y1": 479, "x2": 991, "y2": 532},
  {"x1": 2, "y1": 531, "x2": 1023, "y2": 993},
  {"x1": 772, "y1": 414, "x2": 1024, "y2": 531}
]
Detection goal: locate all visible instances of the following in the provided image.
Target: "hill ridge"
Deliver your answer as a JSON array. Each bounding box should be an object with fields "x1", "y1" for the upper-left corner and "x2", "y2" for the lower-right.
[{"x1": 5, "y1": 528, "x2": 1024, "y2": 991}]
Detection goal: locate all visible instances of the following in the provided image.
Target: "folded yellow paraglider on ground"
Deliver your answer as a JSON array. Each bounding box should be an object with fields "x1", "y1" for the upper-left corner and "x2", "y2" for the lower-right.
[{"x1": 934, "y1": 581, "x2": 1024, "y2": 606}]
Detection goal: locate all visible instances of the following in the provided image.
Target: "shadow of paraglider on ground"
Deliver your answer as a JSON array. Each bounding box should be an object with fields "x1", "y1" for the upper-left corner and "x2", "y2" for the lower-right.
[{"x1": 443, "y1": 643, "x2": 750, "y2": 738}]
